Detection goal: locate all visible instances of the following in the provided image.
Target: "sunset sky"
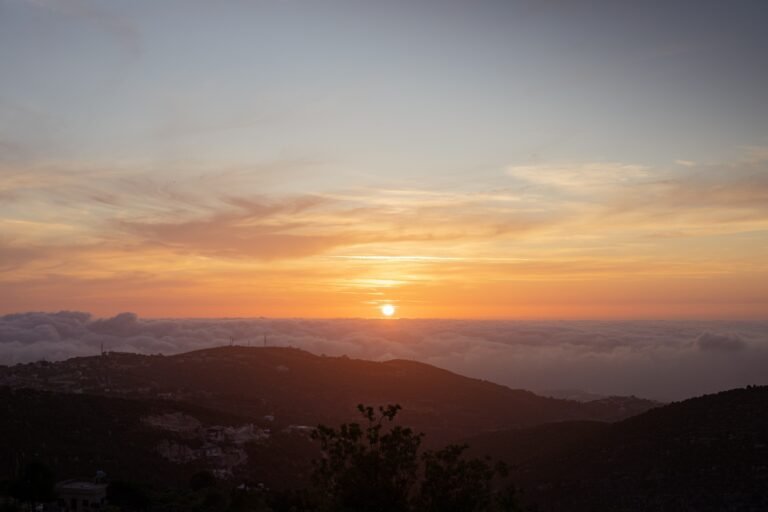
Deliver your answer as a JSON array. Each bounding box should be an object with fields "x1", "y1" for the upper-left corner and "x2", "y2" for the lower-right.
[{"x1": 2, "y1": 0, "x2": 767, "y2": 319}]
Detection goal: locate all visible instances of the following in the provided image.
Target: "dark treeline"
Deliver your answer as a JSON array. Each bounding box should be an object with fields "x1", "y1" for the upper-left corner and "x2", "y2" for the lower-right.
[{"x1": 0, "y1": 403, "x2": 522, "y2": 512}]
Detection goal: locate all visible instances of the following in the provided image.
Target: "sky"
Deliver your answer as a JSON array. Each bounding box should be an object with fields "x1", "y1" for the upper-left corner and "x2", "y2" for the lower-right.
[{"x1": 1, "y1": 0, "x2": 768, "y2": 319}]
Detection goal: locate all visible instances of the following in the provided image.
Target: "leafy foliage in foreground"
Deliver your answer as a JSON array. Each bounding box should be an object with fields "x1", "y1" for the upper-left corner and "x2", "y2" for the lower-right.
[
  {"x1": 0, "y1": 403, "x2": 520, "y2": 512},
  {"x1": 309, "y1": 404, "x2": 522, "y2": 512}
]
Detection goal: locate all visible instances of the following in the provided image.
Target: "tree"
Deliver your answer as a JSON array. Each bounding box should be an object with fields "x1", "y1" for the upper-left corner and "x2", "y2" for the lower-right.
[
  {"x1": 311, "y1": 404, "x2": 422, "y2": 512},
  {"x1": 9, "y1": 462, "x2": 55, "y2": 505},
  {"x1": 418, "y1": 444, "x2": 522, "y2": 512},
  {"x1": 106, "y1": 480, "x2": 152, "y2": 511},
  {"x1": 310, "y1": 404, "x2": 522, "y2": 512},
  {"x1": 189, "y1": 471, "x2": 217, "y2": 492}
]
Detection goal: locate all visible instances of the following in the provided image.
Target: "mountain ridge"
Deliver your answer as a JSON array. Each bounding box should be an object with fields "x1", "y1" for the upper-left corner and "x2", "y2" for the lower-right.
[
  {"x1": 466, "y1": 385, "x2": 768, "y2": 512},
  {"x1": 0, "y1": 346, "x2": 658, "y2": 443}
]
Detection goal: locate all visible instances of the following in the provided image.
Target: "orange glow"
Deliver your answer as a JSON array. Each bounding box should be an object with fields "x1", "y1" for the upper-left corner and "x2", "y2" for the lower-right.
[
  {"x1": 2, "y1": 156, "x2": 767, "y2": 319},
  {"x1": 2, "y1": 3, "x2": 768, "y2": 322}
]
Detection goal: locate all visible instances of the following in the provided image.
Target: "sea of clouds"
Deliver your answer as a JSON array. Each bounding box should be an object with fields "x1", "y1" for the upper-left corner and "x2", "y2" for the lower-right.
[{"x1": 1, "y1": 311, "x2": 766, "y2": 401}]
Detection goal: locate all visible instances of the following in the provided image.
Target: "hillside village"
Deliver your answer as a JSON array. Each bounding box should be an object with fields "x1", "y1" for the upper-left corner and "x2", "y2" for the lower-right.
[
  {"x1": 0, "y1": 350, "x2": 322, "y2": 484},
  {"x1": 1, "y1": 351, "x2": 228, "y2": 398}
]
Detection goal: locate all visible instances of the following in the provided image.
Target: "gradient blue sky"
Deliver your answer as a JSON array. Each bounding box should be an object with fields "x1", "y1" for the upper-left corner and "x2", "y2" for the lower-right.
[
  {"x1": 1, "y1": 0, "x2": 767, "y2": 318},
  {"x1": 4, "y1": 1, "x2": 768, "y2": 168}
]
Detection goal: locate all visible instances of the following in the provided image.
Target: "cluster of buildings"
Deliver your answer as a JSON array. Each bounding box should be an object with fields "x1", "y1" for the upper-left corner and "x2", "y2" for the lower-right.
[
  {"x1": 54, "y1": 479, "x2": 108, "y2": 512},
  {"x1": 0, "y1": 353, "x2": 154, "y2": 396},
  {"x1": 143, "y1": 412, "x2": 271, "y2": 478}
]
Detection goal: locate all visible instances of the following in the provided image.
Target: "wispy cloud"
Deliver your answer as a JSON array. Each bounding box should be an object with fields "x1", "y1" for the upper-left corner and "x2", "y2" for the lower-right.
[
  {"x1": 506, "y1": 162, "x2": 650, "y2": 191},
  {"x1": 115, "y1": 195, "x2": 348, "y2": 260},
  {"x1": 1, "y1": 149, "x2": 767, "y2": 318}
]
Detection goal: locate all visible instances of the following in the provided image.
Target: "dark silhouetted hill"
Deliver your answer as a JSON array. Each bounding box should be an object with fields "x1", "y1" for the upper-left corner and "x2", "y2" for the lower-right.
[
  {"x1": 0, "y1": 346, "x2": 658, "y2": 443},
  {"x1": 0, "y1": 386, "x2": 319, "y2": 491},
  {"x1": 1, "y1": 355, "x2": 764, "y2": 510},
  {"x1": 0, "y1": 388, "x2": 246, "y2": 485},
  {"x1": 467, "y1": 386, "x2": 768, "y2": 512}
]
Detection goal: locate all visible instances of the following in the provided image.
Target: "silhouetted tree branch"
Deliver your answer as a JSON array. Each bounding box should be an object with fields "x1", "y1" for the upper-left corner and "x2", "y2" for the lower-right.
[{"x1": 310, "y1": 404, "x2": 522, "y2": 512}]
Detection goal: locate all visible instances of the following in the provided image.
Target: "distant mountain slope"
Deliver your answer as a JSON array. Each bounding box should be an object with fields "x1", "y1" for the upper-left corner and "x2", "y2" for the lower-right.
[
  {"x1": 465, "y1": 420, "x2": 609, "y2": 465},
  {"x1": 0, "y1": 388, "x2": 260, "y2": 486},
  {"x1": 1, "y1": 363, "x2": 764, "y2": 510},
  {"x1": 468, "y1": 386, "x2": 768, "y2": 512},
  {"x1": 0, "y1": 347, "x2": 658, "y2": 443}
]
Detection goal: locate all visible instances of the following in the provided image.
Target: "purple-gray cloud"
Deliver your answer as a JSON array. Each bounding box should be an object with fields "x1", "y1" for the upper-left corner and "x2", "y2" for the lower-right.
[
  {"x1": 0, "y1": 312, "x2": 766, "y2": 401},
  {"x1": 697, "y1": 332, "x2": 747, "y2": 352}
]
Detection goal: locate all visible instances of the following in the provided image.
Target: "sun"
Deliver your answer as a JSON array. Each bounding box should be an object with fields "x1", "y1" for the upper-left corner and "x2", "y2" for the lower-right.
[{"x1": 380, "y1": 304, "x2": 396, "y2": 317}]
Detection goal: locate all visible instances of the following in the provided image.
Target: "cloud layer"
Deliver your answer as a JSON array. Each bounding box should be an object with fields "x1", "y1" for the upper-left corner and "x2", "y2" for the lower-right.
[
  {"x1": 2, "y1": 311, "x2": 766, "y2": 401},
  {"x1": 2, "y1": 151, "x2": 767, "y2": 319}
]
